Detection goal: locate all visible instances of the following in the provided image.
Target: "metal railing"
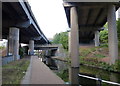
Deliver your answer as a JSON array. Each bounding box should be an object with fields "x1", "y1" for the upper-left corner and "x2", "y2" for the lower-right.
[{"x1": 78, "y1": 74, "x2": 120, "y2": 86}]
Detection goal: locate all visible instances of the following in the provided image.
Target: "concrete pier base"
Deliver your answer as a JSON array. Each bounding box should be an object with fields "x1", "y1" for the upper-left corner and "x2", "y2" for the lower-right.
[
  {"x1": 107, "y1": 5, "x2": 118, "y2": 64},
  {"x1": 29, "y1": 40, "x2": 34, "y2": 55},
  {"x1": 8, "y1": 27, "x2": 20, "y2": 60},
  {"x1": 69, "y1": 6, "x2": 79, "y2": 84},
  {"x1": 95, "y1": 31, "x2": 100, "y2": 47}
]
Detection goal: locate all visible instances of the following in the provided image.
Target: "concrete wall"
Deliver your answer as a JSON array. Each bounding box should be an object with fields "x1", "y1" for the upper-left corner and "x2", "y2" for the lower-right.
[{"x1": 2, "y1": 55, "x2": 20, "y2": 65}]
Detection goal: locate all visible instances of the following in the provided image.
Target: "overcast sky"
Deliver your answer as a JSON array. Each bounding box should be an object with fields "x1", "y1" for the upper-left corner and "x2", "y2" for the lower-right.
[{"x1": 28, "y1": 0, "x2": 69, "y2": 38}]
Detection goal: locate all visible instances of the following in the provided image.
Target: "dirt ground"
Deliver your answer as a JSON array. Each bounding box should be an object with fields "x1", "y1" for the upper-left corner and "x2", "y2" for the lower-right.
[{"x1": 80, "y1": 44, "x2": 120, "y2": 64}]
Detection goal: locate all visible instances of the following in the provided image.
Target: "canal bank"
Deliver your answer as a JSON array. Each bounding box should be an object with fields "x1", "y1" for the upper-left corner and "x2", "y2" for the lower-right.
[{"x1": 53, "y1": 58, "x2": 120, "y2": 86}]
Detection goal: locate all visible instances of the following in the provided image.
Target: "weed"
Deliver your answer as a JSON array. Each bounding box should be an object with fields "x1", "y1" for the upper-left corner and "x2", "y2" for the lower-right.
[{"x1": 2, "y1": 58, "x2": 30, "y2": 84}]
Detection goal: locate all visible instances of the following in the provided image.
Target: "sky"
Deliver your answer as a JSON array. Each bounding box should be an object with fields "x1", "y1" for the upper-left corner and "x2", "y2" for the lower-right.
[{"x1": 28, "y1": 0, "x2": 69, "y2": 39}]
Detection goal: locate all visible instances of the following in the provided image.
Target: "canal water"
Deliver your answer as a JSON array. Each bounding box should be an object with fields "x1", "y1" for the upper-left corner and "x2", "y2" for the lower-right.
[
  {"x1": 54, "y1": 59, "x2": 120, "y2": 86},
  {"x1": 79, "y1": 65, "x2": 120, "y2": 86}
]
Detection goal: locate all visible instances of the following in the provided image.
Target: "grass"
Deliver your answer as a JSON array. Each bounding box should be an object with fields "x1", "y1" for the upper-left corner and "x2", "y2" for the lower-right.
[
  {"x1": 94, "y1": 54, "x2": 105, "y2": 58},
  {"x1": 80, "y1": 45, "x2": 108, "y2": 59},
  {"x1": 2, "y1": 58, "x2": 30, "y2": 84},
  {"x1": 79, "y1": 43, "x2": 120, "y2": 72},
  {"x1": 56, "y1": 69, "x2": 69, "y2": 82}
]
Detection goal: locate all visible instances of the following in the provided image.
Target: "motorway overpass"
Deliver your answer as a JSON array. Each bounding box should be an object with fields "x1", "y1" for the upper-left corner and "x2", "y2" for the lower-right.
[
  {"x1": 63, "y1": 0, "x2": 120, "y2": 84},
  {"x1": 2, "y1": 0, "x2": 50, "y2": 60},
  {"x1": 64, "y1": 1, "x2": 120, "y2": 44}
]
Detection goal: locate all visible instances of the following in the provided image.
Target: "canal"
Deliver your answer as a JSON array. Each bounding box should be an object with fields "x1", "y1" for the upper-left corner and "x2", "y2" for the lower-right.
[
  {"x1": 53, "y1": 59, "x2": 120, "y2": 86},
  {"x1": 79, "y1": 65, "x2": 120, "y2": 86}
]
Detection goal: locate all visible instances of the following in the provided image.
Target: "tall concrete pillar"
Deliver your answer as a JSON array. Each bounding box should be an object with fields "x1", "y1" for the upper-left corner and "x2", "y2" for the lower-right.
[
  {"x1": 107, "y1": 5, "x2": 118, "y2": 64},
  {"x1": 68, "y1": 31, "x2": 71, "y2": 82},
  {"x1": 69, "y1": 6, "x2": 79, "y2": 84},
  {"x1": 118, "y1": 8, "x2": 120, "y2": 19},
  {"x1": 68, "y1": 31, "x2": 71, "y2": 56},
  {"x1": 95, "y1": 31, "x2": 100, "y2": 47},
  {"x1": 8, "y1": 27, "x2": 20, "y2": 60},
  {"x1": 6, "y1": 39, "x2": 9, "y2": 56},
  {"x1": 29, "y1": 40, "x2": 34, "y2": 55}
]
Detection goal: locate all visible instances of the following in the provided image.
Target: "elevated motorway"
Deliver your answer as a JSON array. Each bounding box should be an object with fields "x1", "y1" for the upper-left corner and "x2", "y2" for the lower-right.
[
  {"x1": 2, "y1": 0, "x2": 49, "y2": 44},
  {"x1": 63, "y1": 0, "x2": 120, "y2": 84},
  {"x1": 1, "y1": 0, "x2": 50, "y2": 59},
  {"x1": 63, "y1": 1, "x2": 120, "y2": 43}
]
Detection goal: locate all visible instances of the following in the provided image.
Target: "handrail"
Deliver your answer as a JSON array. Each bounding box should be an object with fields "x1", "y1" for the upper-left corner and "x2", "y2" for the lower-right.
[{"x1": 78, "y1": 74, "x2": 120, "y2": 86}]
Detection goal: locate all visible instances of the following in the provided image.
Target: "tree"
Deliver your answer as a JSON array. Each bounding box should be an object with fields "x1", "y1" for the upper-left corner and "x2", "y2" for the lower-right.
[
  {"x1": 100, "y1": 19, "x2": 120, "y2": 43},
  {"x1": 59, "y1": 32, "x2": 68, "y2": 50},
  {"x1": 117, "y1": 18, "x2": 120, "y2": 41},
  {"x1": 52, "y1": 32, "x2": 68, "y2": 50},
  {"x1": 100, "y1": 23, "x2": 108, "y2": 43},
  {"x1": 100, "y1": 29, "x2": 108, "y2": 43},
  {"x1": 52, "y1": 33, "x2": 61, "y2": 44}
]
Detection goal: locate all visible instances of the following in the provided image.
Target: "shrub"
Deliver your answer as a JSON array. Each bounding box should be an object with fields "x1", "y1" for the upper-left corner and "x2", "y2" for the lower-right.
[
  {"x1": 117, "y1": 18, "x2": 120, "y2": 41},
  {"x1": 19, "y1": 47, "x2": 25, "y2": 58},
  {"x1": 100, "y1": 29, "x2": 108, "y2": 43}
]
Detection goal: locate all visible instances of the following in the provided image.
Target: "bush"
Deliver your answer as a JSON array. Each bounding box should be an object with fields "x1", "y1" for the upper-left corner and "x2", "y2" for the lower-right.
[
  {"x1": 52, "y1": 32, "x2": 68, "y2": 50},
  {"x1": 117, "y1": 18, "x2": 120, "y2": 41},
  {"x1": 100, "y1": 29, "x2": 108, "y2": 43},
  {"x1": 80, "y1": 57, "x2": 120, "y2": 72},
  {"x1": 118, "y1": 42, "x2": 120, "y2": 48},
  {"x1": 19, "y1": 47, "x2": 25, "y2": 58},
  {"x1": 110, "y1": 60, "x2": 120, "y2": 72},
  {"x1": 56, "y1": 69, "x2": 69, "y2": 82}
]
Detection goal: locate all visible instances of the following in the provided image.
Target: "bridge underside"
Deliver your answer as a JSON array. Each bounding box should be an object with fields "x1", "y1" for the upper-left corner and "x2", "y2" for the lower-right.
[
  {"x1": 64, "y1": 1, "x2": 120, "y2": 84},
  {"x1": 64, "y1": 2, "x2": 120, "y2": 43},
  {"x1": 1, "y1": 1, "x2": 50, "y2": 60},
  {"x1": 2, "y1": 2, "x2": 48, "y2": 44}
]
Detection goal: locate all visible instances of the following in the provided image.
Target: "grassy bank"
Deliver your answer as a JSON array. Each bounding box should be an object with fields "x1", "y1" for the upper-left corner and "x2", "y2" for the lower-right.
[
  {"x1": 80, "y1": 44, "x2": 120, "y2": 72},
  {"x1": 56, "y1": 69, "x2": 69, "y2": 82},
  {"x1": 2, "y1": 58, "x2": 30, "y2": 84}
]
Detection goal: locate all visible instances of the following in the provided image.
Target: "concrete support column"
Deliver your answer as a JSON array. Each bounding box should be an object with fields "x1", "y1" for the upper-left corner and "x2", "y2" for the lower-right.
[
  {"x1": 107, "y1": 5, "x2": 118, "y2": 64},
  {"x1": 29, "y1": 40, "x2": 34, "y2": 55},
  {"x1": 70, "y1": 6, "x2": 79, "y2": 68},
  {"x1": 68, "y1": 31, "x2": 71, "y2": 82},
  {"x1": 95, "y1": 31, "x2": 100, "y2": 47},
  {"x1": 8, "y1": 27, "x2": 19, "y2": 60},
  {"x1": 6, "y1": 36, "x2": 9, "y2": 56},
  {"x1": 68, "y1": 31, "x2": 71, "y2": 56},
  {"x1": 118, "y1": 8, "x2": 120, "y2": 19},
  {"x1": 69, "y1": 6, "x2": 79, "y2": 84}
]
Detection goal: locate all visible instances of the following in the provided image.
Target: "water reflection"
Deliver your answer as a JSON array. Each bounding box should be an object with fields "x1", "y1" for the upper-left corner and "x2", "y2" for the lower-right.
[
  {"x1": 80, "y1": 65, "x2": 120, "y2": 86},
  {"x1": 54, "y1": 59, "x2": 120, "y2": 86},
  {"x1": 69, "y1": 67, "x2": 79, "y2": 85}
]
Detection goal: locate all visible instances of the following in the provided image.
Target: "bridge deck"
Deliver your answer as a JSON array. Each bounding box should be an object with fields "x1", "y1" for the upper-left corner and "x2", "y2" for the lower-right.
[{"x1": 21, "y1": 56, "x2": 64, "y2": 84}]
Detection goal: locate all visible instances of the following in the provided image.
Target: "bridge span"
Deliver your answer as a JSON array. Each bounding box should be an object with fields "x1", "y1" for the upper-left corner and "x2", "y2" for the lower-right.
[
  {"x1": 63, "y1": 0, "x2": 120, "y2": 84},
  {"x1": 2, "y1": 0, "x2": 50, "y2": 60}
]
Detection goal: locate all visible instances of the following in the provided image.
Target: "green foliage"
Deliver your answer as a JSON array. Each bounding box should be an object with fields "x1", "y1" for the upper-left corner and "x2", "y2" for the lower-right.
[
  {"x1": 119, "y1": 41, "x2": 120, "y2": 50},
  {"x1": 56, "y1": 69, "x2": 69, "y2": 82},
  {"x1": 59, "y1": 32, "x2": 68, "y2": 49},
  {"x1": 2, "y1": 58, "x2": 30, "y2": 84},
  {"x1": 80, "y1": 57, "x2": 120, "y2": 72},
  {"x1": 100, "y1": 19, "x2": 120, "y2": 43},
  {"x1": 104, "y1": 22, "x2": 108, "y2": 29},
  {"x1": 100, "y1": 29, "x2": 108, "y2": 43},
  {"x1": 94, "y1": 54, "x2": 105, "y2": 58},
  {"x1": 80, "y1": 48, "x2": 91, "y2": 58},
  {"x1": 52, "y1": 32, "x2": 68, "y2": 50},
  {"x1": 80, "y1": 57, "x2": 99, "y2": 65},
  {"x1": 19, "y1": 47, "x2": 25, "y2": 58},
  {"x1": 52, "y1": 33, "x2": 61, "y2": 44},
  {"x1": 0, "y1": 46, "x2": 5, "y2": 50},
  {"x1": 98, "y1": 43, "x2": 108, "y2": 48},
  {"x1": 117, "y1": 18, "x2": 120, "y2": 41},
  {"x1": 111, "y1": 60, "x2": 120, "y2": 72}
]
